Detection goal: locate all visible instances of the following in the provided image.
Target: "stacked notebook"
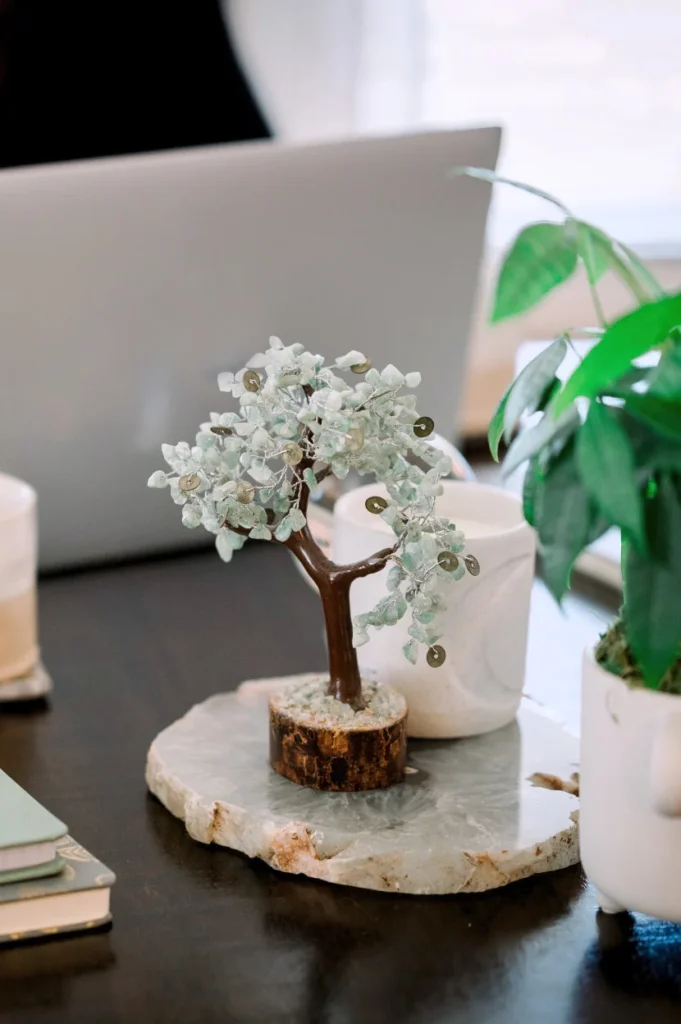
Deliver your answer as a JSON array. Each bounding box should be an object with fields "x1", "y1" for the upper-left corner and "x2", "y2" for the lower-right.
[{"x1": 0, "y1": 770, "x2": 115, "y2": 943}]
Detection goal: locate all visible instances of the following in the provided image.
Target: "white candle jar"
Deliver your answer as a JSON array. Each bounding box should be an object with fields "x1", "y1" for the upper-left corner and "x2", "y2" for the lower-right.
[
  {"x1": 0, "y1": 473, "x2": 38, "y2": 682},
  {"x1": 332, "y1": 481, "x2": 535, "y2": 738}
]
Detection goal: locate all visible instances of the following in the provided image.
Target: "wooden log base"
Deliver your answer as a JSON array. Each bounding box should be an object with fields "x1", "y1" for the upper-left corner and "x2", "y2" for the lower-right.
[{"x1": 269, "y1": 678, "x2": 408, "y2": 792}]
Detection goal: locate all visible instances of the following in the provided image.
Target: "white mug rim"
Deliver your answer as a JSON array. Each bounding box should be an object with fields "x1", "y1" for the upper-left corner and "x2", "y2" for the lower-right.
[
  {"x1": 0, "y1": 472, "x2": 37, "y2": 526},
  {"x1": 334, "y1": 480, "x2": 530, "y2": 542}
]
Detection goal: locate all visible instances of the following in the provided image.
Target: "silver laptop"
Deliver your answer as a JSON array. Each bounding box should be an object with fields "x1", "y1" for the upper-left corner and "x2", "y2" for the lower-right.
[{"x1": 0, "y1": 128, "x2": 500, "y2": 568}]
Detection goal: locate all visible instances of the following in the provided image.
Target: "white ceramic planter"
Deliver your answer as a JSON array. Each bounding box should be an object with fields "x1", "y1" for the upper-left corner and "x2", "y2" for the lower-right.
[
  {"x1": 332, "y1": 481, "x2": 535, "y2": 738},
  {"x1": 0, "y1": 473, "x2": 38, "y2": 682},
  {"x1": 581, "y1": 649, "x2": 681, "y2": 920}
]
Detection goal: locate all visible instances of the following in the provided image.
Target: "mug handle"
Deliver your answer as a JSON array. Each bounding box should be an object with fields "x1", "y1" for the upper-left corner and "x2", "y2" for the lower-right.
[{"x1": 650, "y1": 713, "x2": 681, "y2": 817}]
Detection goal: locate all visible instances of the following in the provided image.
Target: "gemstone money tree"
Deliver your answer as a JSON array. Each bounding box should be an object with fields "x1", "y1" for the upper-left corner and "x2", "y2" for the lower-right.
[{"x1": 148, "y1": 337, "x2": 475, "y2": 791}]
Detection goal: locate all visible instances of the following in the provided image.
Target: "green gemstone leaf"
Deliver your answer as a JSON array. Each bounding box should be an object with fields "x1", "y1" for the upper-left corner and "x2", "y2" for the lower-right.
[
  {"x1": 491, "y1": 222, "x2": 579, "y2": 323},
  {"x1": 303, "y1": 467, "x2": 318, "y2": 490},
  {"x1": 551, "y1": 293, "x2": 681, "y2": 417},
  {"x1": 215, "y1": 532, "x2": 235, "y2": 562},
  {"x1": 576, "y1": 401, "x2": 644, "y2": 550},
  {"x1": 624, "y1": 474, "x2": 681, "y2": 687},
  {"x1": 402, "y1": 640, "x2": 419, "y2": 665}
]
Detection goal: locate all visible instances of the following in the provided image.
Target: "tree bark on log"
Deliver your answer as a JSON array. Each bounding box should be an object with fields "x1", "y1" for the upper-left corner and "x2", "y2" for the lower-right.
[{"x1": 269, "y1": 699, "x2": 407, "y2": 792}]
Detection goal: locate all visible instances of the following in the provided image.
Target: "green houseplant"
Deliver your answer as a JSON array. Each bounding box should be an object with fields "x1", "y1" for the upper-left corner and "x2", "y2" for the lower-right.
[
  {"x1": 467, "y1": 168, "x2": 681, "y2": 920},
  {"x1": 464, "y1": 168, "x2": 681, "y2": 690}
]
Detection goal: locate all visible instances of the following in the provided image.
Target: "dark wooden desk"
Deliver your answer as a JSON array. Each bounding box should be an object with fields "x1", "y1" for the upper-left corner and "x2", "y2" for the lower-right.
[{"x1": 1, "y1": 543, "x2": 680, "y2": 1024}]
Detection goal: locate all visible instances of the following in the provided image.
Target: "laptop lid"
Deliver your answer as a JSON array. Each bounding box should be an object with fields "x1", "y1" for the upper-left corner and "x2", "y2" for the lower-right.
[{"x1": 0, "y1": 128, "x2": 500, "y2": 567}]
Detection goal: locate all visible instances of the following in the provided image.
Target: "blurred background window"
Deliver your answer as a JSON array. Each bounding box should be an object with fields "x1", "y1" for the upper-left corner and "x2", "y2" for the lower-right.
[{"x1": 230, "y1": 0, "x2": 681, "y2": 254}]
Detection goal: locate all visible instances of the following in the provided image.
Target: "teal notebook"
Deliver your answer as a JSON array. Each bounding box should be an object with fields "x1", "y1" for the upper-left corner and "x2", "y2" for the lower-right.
[
  {"x1": 0, "y1": 770, "x2": 67, "y2": 872},
  {"x1": 0, "y1": 855, "x2": 64, "y2": 886},
  {"x1": 0, "y1": 835, "x2": 115, "y2": 943}
]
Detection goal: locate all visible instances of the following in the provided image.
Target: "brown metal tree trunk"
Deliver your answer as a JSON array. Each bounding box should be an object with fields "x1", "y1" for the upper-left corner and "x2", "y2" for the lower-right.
[
  {"x1": 286, "y1": 523, "x2": 395, "y2": 706},
  {"x1": 320, "y1": 577, "x2": 362, "y2": 705},
  {"x1": 274, "y1": 517, "x2": 407, "y2": 791}
]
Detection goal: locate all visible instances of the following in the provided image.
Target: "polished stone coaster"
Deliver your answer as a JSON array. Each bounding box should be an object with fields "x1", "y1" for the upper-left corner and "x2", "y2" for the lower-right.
[
  {"x1": 146, "y1": 674, "x2": 580, "y2": 895},
  {"x1": 0, "y1": 661, "x2": 52, "y2": 701}
]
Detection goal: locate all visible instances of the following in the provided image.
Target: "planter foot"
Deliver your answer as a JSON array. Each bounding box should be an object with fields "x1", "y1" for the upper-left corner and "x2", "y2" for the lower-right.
[
  {"x1": 594, "y1": 888, "x2": 628, "y2": 915},
  {"x1": 596, "y1": 907, "x2": 634, "y2": 950}
]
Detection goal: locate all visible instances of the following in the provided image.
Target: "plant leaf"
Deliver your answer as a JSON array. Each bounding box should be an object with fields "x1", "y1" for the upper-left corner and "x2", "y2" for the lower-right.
[
  {"x1": 625, "y1": 413, "x2": 681, "y2": 478},
  {"x1": 532, "y1": 437, "x2": 607, "y2": 602},
  {"x1": 572, "y1": 222, "x2": 663, "y2": 304},
  {"x1": 502, "y1": 337, "x2": 567, "y2": 442},
  {"x1": 451, "y1": 168, "x2": 571, "y2": 214},
  {"x1": 647, "y1": 440, "x2": 681, "y2": 476},
  {"x1": 488, "y1": 388, "x2": 510, "y2": 462},
  {"x1": 624, "y1": 474, "x2": 681, "y2": 687},
  {"x1": 536, "y1": 376, "x2": 563, "y2": 413},
  {"x1": 491, "y1": 223, "x2": 579, "y2": 323},
  {"x1": 625, "y1": 393, "x2": 681, "y2": 441},
  {"x1": 608, "y1": 254, "x2": 650, "y2": 304},
  {"x1": 488, "y1": 355, "x2": 563, "y2": 462},
  {"x1": 551, "y1": 293, "x2": 681, "y2": 416},
  {"x1": 456, "y1": 170, "x2": 663, "y2": 304},
  {"x1": 576, "y1": 401, "x2": 644, "y2": 550},
  {"x1": 575, "y1": 221, "x2": 611, "y2": 285},
  {"x1": 649, "y1": 344, "x2": 681, "y2": 398},
  {"x1": 502, "y1": 405, "x2": 580, "y2": 477},
  {"x1": 522, "y1": 457, "x2": 541, "y2": 526},
  {"x1": 617, "y1": 241, "x2": 665, "y2": 301},
  {"x1": 604, "y1": 364, "x2": 655, "y2": 397}
]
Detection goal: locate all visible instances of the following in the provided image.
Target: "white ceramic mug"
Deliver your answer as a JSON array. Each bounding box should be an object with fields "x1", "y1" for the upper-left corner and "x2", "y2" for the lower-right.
[
  {"x1": 581, "y1": 648, "x2": 681, "y2": 920},
  {"x1": 332, "y1": 481, "x2": 535, "y2": 738},
  {"x1": 0, "y1": 473, "x2": 38, "y2": 682}
]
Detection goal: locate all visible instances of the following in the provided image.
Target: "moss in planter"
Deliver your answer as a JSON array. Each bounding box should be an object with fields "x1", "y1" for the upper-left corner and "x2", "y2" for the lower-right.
[{"x1": 595, "y1": 619, "x2": 681, "y2": 694}]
